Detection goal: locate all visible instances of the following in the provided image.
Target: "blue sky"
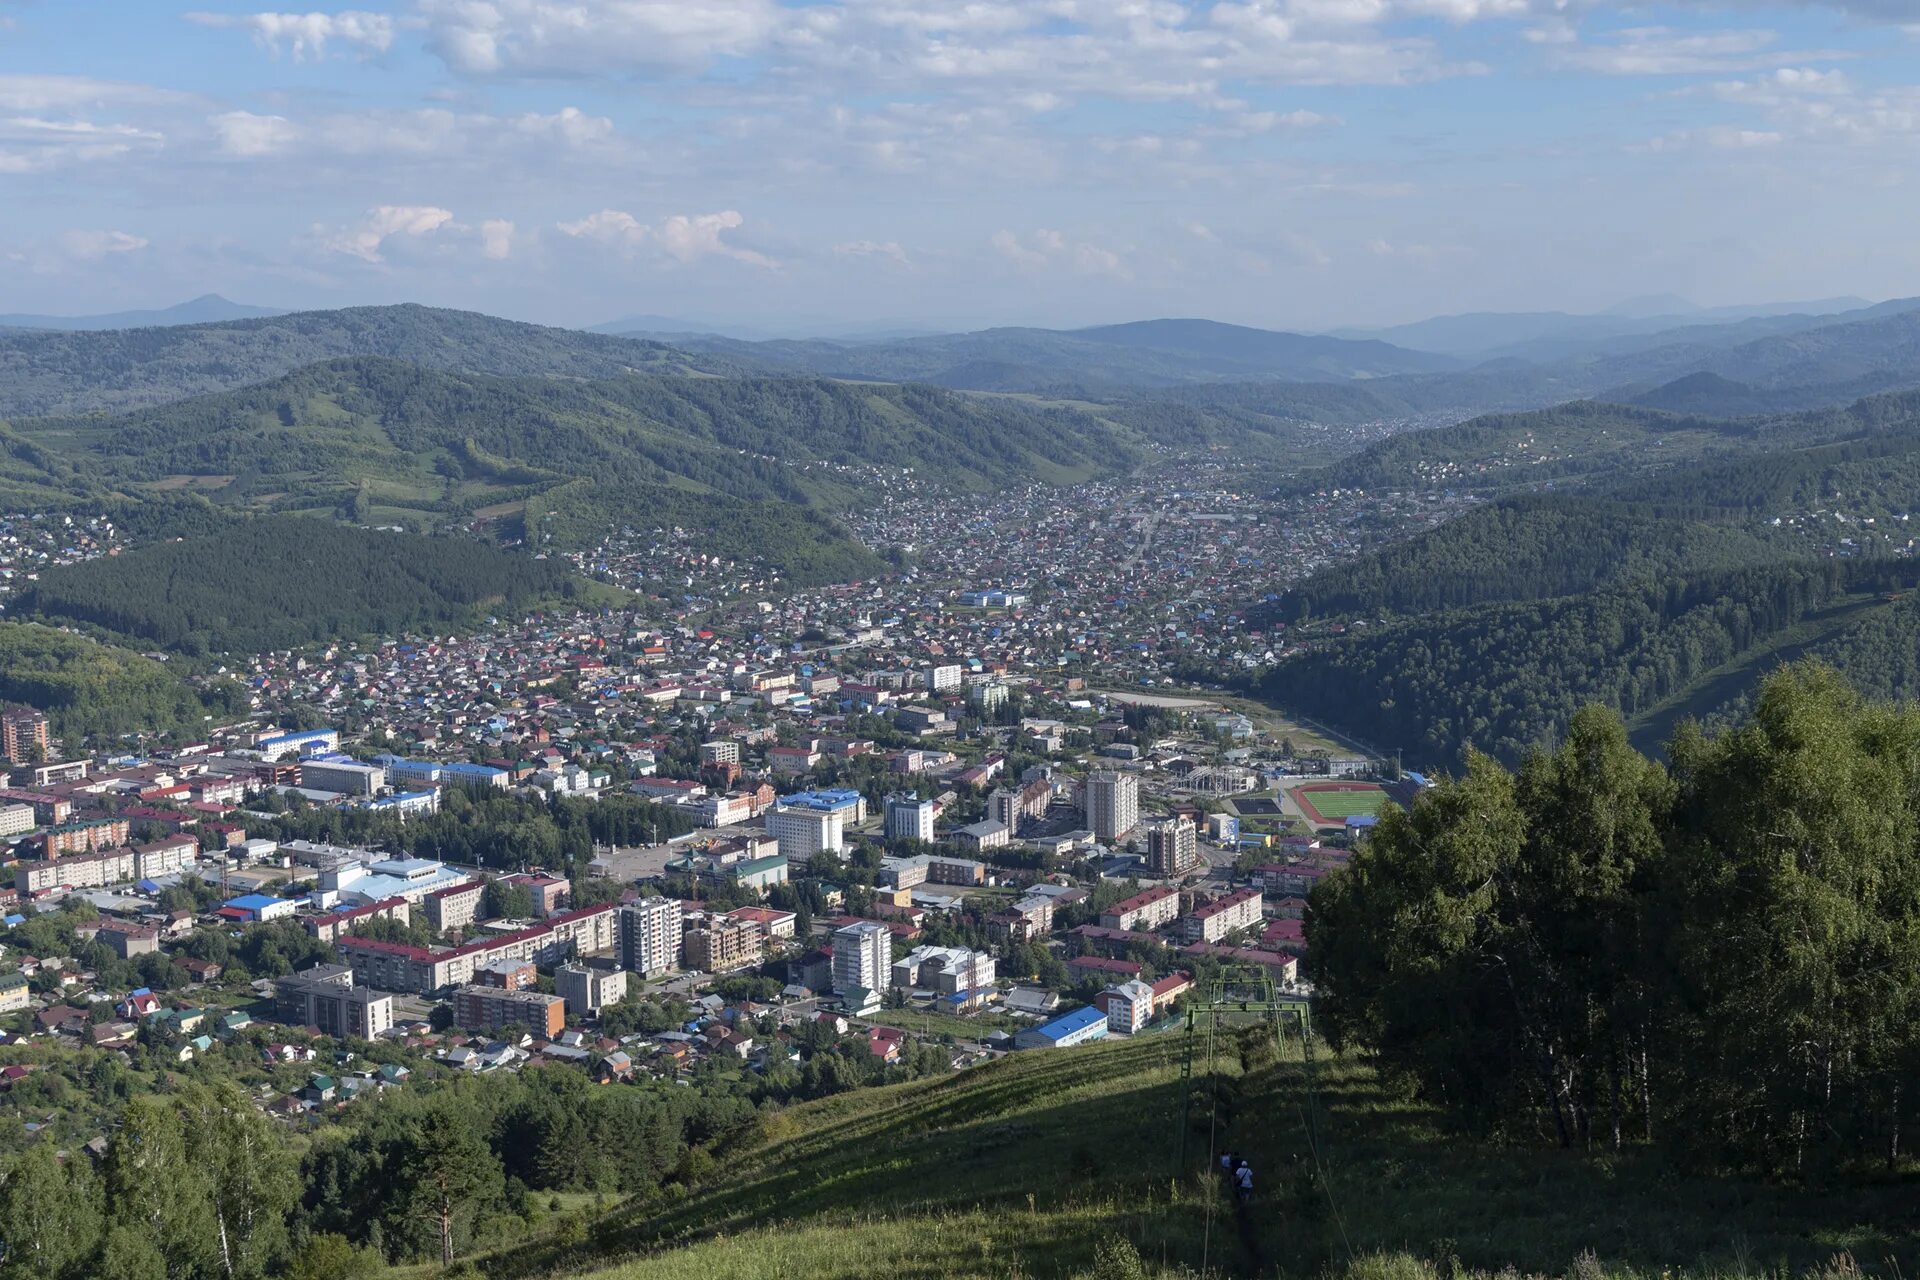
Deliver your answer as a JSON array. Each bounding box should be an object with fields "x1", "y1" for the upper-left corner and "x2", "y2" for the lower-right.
[{"x1": 2, "y1": 0, "x2": 1918, "y2": 333}]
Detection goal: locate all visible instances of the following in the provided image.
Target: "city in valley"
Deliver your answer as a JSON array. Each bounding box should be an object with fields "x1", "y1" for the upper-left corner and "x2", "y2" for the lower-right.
[{"x1": 9, "y1": 2, "x2": 1920, "y2": 1276}]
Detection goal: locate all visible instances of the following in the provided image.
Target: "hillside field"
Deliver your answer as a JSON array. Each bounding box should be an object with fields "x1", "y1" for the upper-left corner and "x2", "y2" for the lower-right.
[{"x1": 419, "y1": 1033, "x2": 1920, "y2": 1280}]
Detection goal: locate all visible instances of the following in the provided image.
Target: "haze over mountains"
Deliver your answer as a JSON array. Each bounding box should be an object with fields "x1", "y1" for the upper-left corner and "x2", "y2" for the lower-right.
[{"x1": 0, "y1": 294, "x2": 281, "y2": 331}]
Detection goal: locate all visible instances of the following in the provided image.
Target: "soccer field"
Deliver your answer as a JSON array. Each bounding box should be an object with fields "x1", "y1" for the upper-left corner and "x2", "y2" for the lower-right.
[{"x1": 1291, "y1": 784, "x2": 1389, "y2": 822}]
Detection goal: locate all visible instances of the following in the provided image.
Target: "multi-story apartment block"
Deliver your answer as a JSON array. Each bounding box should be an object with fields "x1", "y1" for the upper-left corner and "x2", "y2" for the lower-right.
[
  {"x1": 1146, "y1": 816, "x2": 1199, "y2": 878},
  {"x1": 556, "y1": 963, "x2": 628, "y2": 1018},
  {"x1": 1086, "y1": 771, "x2": 1140, "y2": 842},
  {"x1": 1180, "y1": 888, "x2": 1264, "y2": 944},
  {"x1": 275, "y1": 964, "x2": 397, "y2": 1039},
  {"x1": 684, "y1": 917, "x2": 765, "y2": 973},
  {"x1": 832, "y1": 921, "x2": 891, "y2": 995},
  {"x1": 1099, "y1": 884, "x2": 1180, "y2": 932},
  {"x1": 883, "y1": 792, "x2": 936, "y2": 843},
  {"x1": 452, "y1": 984, "x2": 565, "y2": 1038},
  {"x1": 336, "y1": 903, "x2": 617, "y2": 994},
  {"x1": 618, "y1": 897, "x2": 683, "y2": 976},
  {"x1": 0, "y1": 706, "x2": 49, "y2": 762},
  {"x1": 423, "y1": 879, "x2": 485, "y2": 932}
]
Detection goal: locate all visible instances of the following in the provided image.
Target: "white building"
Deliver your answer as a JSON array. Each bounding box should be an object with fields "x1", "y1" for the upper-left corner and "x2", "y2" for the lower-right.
[
  {"x1": 767, "y1": 803, "x2": 847, "y2": 861},
  {"x1": 928, "y1": 664, "x2": 964, "y2": 692},
  {"x1": 556, "y1": 964, "x2": 628, "y2": 1018},
  {"x1": 832, "y1": 921, "x2": 891, "y2": 996},
  {"x1": 618, "y1": 897, "x2": 683, "y2": 976},
  {"x1": 1086, "y1": 771, "x2": 1140, "y2": 842},
  {"x1": 884, "y1": 792, "x2": 936, "y2": 844},
  {"x1": 890, "y1": 945, "x2": 995, "y2": 994},
  {"x1": 1103, "y1": 979, "x2": 1155, "y2": 1034},
  {"x1": 298, "y1": 758, "x2": 386, "y2": 797}
]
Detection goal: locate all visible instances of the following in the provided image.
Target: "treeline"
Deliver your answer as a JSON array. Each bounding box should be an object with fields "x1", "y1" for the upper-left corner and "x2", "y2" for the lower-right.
[
  {"x1": 1264, "y1": 561, "x2": 1912, "y2": 766},
  {"x1": 0, "y1": 1067, "x2": 757, "y2": 1279},
  {"x1": 1310, "y1": 665, "x2": 1920, "y2": 1175},
  {"x1": 16, "y1": 517, "x2": 580, "y2": 654},
  {"x1": 254, "y1": 788, "x2": 699, "y2": 881}
]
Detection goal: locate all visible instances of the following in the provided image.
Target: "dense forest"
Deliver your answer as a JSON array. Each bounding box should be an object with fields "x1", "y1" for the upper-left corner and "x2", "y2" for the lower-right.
[
  {"x1": 1262, "y1": 561, "x2": 1917, "y2": 765},
  {"x1": 1264, "y1": 495, "x2": 1785, "y2": 621},
  {"x1": 0, "y1": 622, "x2": 246, "y2": 743},
  {"x1": 0, "y1": 1023, "x2": 956, "y2": 1280},
  {"x1": 15, "y1": 518, "x2": 582, "y2": 655},
  {"x1": 1311, "y1": 666, "x2": 1920, "y2": 1174},
  {"x1": 519, "y1": 480, "x2": 886, "y2": 583},
  {"x1": 0, "y1": 304, "x2": 722, "y2": 418}
]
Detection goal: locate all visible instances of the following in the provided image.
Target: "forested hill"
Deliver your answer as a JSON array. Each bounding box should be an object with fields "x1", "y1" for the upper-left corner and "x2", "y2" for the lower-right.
[
  {"x1": 13, "y1": 356, "x2": 1129, "y2": 504},
  {"x1": 1251, "y1": 392, "x2": 1920, "y2": 766},
  {"x1": 0, "y1": 304, "x2": 724, "y2": 417},
  {"x1": 1280, "y1": 389, "x2": 1920, "y2": 497},
  {"x1": 13, "y1": 519, "x2": 583, "y2": 654}
]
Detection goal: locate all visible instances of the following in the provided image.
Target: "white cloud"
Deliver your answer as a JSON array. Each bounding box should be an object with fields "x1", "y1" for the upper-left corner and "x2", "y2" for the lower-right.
[
  {"x1": 0, "y1": 116, "x2": 164, "y2": 173},
  {"x1": 185, "y1": 10, "x2": 396, "y2": 60},
  {"x1": 1548, "y1": 26, "x2": 1851, "y2": 76},
  {"x1": 0, "y1": 74, "x2": 183, "y2": 112},
  {"x1": 481, "y1": 219, "x2": 516, "y2": 260},
  {"x1": 559, "y1": 208, "x2": 779, "y2": 268},
  {"x1": 321, "y1": 205, "x2": 457, "y2": 262},
  {"x1": 417, "y1": 0, "x2": 781, "y2": 75},
  {"x1": 56, "y1": 229, "x2": 150, "y2": 260},
  {"x1": 211, "y1": 110, "x2": 298, "y2": 156},
  {"x1": 992, "y1": 228, "x2": 1129, "y2": 277},
  {"x1": 834, "y1": 239, "x2": 910, "y2": 263}
]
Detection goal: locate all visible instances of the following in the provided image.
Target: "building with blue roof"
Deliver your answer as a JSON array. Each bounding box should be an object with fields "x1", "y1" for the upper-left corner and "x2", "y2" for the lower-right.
[
  {"x1": 1014, "y1": 1004, "x2": 1111, "y2": 1050},
  {"x1": 777, "y1": 788, "x2": 867, "y2": 819}
]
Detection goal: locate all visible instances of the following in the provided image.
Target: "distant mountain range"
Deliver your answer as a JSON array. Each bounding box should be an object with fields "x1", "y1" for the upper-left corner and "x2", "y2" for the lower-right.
[
  {"x1": 0, "y1": 304, "x2": 720, "y2": 418},
  {"x1": 0, "y1": 294, "x2": 281, "y2": 331},
  {"x1": 619, "y1": 317, "x2": 1463, "y2": 392}
]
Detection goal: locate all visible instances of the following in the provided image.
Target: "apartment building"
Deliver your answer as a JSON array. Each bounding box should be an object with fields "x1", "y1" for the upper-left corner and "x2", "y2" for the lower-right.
[
  {"x1": 275, "y1": 964, "x2": 397, "y2": 1039},
  {"x1": 423, "y1": 880, "x2": 485, "y2": 932},
  {"x1": 16, "y1": 846, "x2": 137, "y2": 896},
  {"x1": 336, "y1": 903, "x2": 618, "y2": 994},
  {"x1": 685, "y1": 917, "x2": 765, "y2": 973},
  {"x1": 1099, "y1": 884, "x2": 1180, "y2": 932},
  {"x1": 883, "y1": 792, "x2": 935, "y2": 843},
  {"x1": 452, "y1": 984, "x2": 566, "y2": 1038},
  {"x1": 618, "y1": 897, "x2": 683, "y2": 976},
  {"x1": 0, "y1": 706, "x2": 49, "y2": 761},
  {"x1": 832, "y1": 921, "x2": 891, "y2": 995},
  {"x1": 1180, "y1": 888, "x2": 1264, "y2": 944},
  {"x1": 556, "y1": 963, "x2": 628, "y2": 1018},
  {"x1": 1085, "y1": 771, "x2": 1140, "y2": 842},
  {"x1": 1146, "y1": 816, "x2": 1199, "y2": 878}
]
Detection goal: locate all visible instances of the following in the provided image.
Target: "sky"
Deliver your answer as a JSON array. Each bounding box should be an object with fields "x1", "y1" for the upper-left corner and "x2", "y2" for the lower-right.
[{"x1": 2, "y1": 0, "x2": 1919, "y2": 334}]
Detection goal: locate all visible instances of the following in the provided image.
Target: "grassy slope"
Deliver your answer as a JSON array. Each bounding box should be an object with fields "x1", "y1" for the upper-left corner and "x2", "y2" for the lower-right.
[{"x1": 428, "y1": 1034, "x2": 1920, "y2": 1280}]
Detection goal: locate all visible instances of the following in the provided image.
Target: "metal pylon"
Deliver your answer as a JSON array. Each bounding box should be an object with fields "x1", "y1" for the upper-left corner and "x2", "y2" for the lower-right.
[{"x1": 1175, "y1": 969, "x2": 1312, "y2": 1171}]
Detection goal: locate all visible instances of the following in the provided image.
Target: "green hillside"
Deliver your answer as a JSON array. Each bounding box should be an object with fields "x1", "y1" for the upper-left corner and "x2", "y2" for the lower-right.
[
  {"x1": 12, "y1": 518, "x2": 590, "y2": 655},
  {"x1": 0, "y1": 620, "x2": 247, "y2": 741},
  {"x1": 0, "y1": 304, "x2": 723, "y2": 418},
  {"x1": 429, "y1": 1030, "x2": 1920, "y2": 1280}
]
